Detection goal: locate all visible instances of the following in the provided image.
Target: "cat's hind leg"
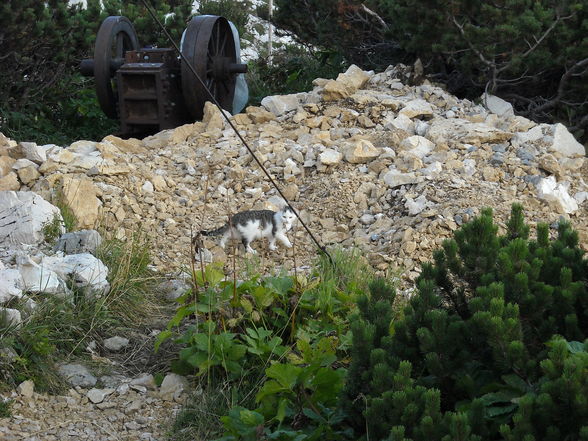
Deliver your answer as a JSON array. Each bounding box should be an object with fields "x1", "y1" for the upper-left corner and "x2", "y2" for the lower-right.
[
  {"x1": 242, "y1": 237, "x2": 257, "y2": 254},
  {"x1": 219, "y1": 231, "x2": 230, "y2": 249}
]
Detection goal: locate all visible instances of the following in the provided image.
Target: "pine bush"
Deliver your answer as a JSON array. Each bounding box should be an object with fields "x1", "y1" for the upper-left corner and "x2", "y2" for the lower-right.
[{"x1": 341, "y1": 204, "x2": 588, "y2": 440}]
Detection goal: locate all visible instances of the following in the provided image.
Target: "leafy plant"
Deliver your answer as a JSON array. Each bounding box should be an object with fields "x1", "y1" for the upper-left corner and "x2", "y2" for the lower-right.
[{"x1": 42, "y1": 214, "x2": 64, "y2": 244}]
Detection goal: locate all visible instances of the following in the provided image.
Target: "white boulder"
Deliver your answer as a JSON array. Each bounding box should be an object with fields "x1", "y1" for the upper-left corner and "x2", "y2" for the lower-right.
[
  {"x1": 42, "y1": 253, "x2": 109, "y2": 294},
  {"x1": 0, "y1": 191, "x2": 63, "y2": 246},
  {"x1": 319, "y1": 149, "x2": 343, "y2": 166},
  {"x1": 261, "y1": 94, "x2": 300, "y2": 116},
  {"x1": 481, "y1": 93, "x2": 514, "y2": 117},
  {"x1": 550, "y1": 123, "x2": 585, "y2": 157},
  {"x1": 399, "y1": 136, "x2": 435, "y2": 158},
  {"x1": 0, "y1": 307, "x2": 22, "y2": 327},
  {"x1": 536, "y1": 176, "x2": 578, "y2": 214},
  {"x1": 0, "y1": 269, "x2": 23, "y2": 304},
  {"x1": 18, "y1": 255, "x2": 63, "y2": 295}
]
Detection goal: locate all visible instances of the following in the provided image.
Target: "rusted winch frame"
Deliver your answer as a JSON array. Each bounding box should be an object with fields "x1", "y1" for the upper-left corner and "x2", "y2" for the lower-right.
[{"x1": 80, "y1": 15, "x2": 247, "y2": 136}]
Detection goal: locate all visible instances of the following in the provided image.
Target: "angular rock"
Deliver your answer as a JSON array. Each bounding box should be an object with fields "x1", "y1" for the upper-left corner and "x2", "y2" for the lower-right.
[
  {"x1": 104, "y1": 336, "x2": 130, "y2": 352},
  {"x1": 58, "y1": 363, "x2": 97, "y2": 387},
  {"x1": 0, "y1": 156, "x2": 16, "y2": 177},
  {"x1": 399, "y1": 99, "x2": 434, "y2": 119},
  {"x1": 42, "y1": 253, "x2": 109, "y2": 294},
  {"x1": 87, "y1": 388, "x2": 115, "y2": 404},
  {"x1": 0, "y1": 191, "x2": 62, "y2": 246},
  {"x1": 159, "y1": 373, "x2": 188, "y2": 401},
  {"x1": 54, "y1": 229, "x2": 103, "y2": 255},
  {"x1": 399, "y1": 135, "x2": 435, "y2": 158},
  {"x1": 344, "y1": 139, "x2": 380, "y2": 164},
  {"x1": 245, "y1": 106, "x2": 276, "y2": 124},
  {"x1": 322, "y1": 65, "x2": 371, "y2": 101},
  {"x1": 18, "y1": 255, "x2": 63, "y2": 295},
  {"x1": 69, "y1": 140, "x2": 98, "y2": 154},
  {"x1": 550, "y1": 123, "x2": 585, "y2": 157},
  {"x1": 202, "y1": 101, "x2": 226, "y2": 132},
  {"x1": 61, "y1": 177, "x2": 102, "y2": 229},
  {"x1": 427, "y1": 118, "x2": 513, "y2": 144},
  {"x1": 17, "y1": 380, "x2": 35, "y2": 398},
  {"x1": 131, "y1": 374, "x2": 157, "y2": 390},
  {"x1": 405, "y1": 195, "x2": 430, "y2": 216},
  {"x1": 17, "y1": 165, "x2": 40, "y2": 185},
  {"x1": 158, "y1": 279, "x2": 190, "y2": 301},
  {"x1": 0, "y1": 171, "x2": 20, "y2": 191},
  {"x1": 481, "y1": 93, "x2": 514, "y2": 117},
  {"x1": 0, "y1": 307, "x2": 22, "y2": 327},
  {"x1": 537, "y1": 176, "x2": 578, "y2": 214},
  {"x1": 382, "y1": 169, "x2": 423, "y2": 188},
  {"x1": 337, "y1": 64, "x2": 371, "y2": 91},
  {"x1": 261, "y1": 94, "x2": 300, "y2": 116},
  {"x1": 0, "y1": 269, "x2": 23, "y2": 304},
  {"x1": 319, "y1": 149, "x2": 343, "y2": 166},
  {"x1": 18, "y1": 142, "x2": 47, "y2": 164}
]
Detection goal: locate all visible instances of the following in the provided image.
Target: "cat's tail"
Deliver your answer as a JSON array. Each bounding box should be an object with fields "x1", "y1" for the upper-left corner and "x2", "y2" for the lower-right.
[{"x1": 200, "y1": 225, "x2": 229, "y2": 236}]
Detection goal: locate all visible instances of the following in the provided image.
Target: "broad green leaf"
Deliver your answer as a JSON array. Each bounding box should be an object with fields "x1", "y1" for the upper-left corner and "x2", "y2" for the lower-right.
[
  {"x1": 253, "y1": 285, "x2": 275, "y2": 309},
  {"x1": 276, "y1": 397, "x2": 289, "y2": 423},
  {"x1": 239, "y1": 408, "x2": 264, "y2": 426},
  {"x1": 256, "y1": 379, "x2": 289, "y2": 402},
  {"x1": 266, "y1": 363, "x2": 302, "y2": 389},
  {"x1": 265, "y1": 276, "x2": 294, "y2": 296}
]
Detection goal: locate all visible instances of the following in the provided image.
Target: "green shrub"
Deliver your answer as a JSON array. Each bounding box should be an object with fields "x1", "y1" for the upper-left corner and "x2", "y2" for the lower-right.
[
  {"x1": 247, "y1": 46, "x2": 346, "y2": 106},
  {"x1": 341, "y1": 204, "x2": 588, "y2": 440}
]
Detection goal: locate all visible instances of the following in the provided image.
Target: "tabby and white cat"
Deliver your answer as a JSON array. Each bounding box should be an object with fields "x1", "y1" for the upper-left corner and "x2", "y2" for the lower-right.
[{"x1": 201, "y1": 207, "x2": 296, "y2": 254}]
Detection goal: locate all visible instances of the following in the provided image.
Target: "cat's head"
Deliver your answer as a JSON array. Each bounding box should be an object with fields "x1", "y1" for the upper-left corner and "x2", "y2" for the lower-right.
[{"x1": 280, "y1": 207, "x2": 297, "y2": 231}]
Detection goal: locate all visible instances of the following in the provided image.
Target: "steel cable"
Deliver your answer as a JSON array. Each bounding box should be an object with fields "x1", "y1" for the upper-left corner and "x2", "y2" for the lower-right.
[{"x1": 139, "y1": 0, "x2": 332, "y2": 262}]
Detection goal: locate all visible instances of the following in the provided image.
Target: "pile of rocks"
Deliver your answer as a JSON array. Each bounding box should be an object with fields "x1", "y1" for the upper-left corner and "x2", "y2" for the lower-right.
[
  {"x1": 1, "y1": 63, "x2": 587, "y2": 285},
  {"x1": 0, "y1": 370, "x2": 185, "y2": 440},
  {"x1": 1, "y1": 62, "x2": 587, "y2": 439},
  {"x1": 0, "y1": 191, "x2": 109, "y2": 326}
]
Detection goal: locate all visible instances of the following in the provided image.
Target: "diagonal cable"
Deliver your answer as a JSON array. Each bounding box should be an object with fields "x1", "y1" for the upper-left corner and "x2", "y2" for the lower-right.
[{"x1": 139, "y1": 0, "x2": 331, "y2": 261}]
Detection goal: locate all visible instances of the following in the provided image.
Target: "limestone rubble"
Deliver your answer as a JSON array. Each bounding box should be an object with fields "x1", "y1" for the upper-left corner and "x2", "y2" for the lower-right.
[
  {"x1": 1, "y1": 62, "x2": 588, "y2": 440},
  {"x1": 1, "y1": 63, "x2": 587, "y2": 287}
]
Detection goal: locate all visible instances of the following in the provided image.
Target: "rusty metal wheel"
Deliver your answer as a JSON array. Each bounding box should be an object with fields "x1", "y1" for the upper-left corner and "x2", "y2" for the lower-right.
[
  {"x1": 181, "y1": 15, "x2": 247, "y2": 120},
  {"x1": 94, "y1": 16, "x2": 140, "y2": 119}
]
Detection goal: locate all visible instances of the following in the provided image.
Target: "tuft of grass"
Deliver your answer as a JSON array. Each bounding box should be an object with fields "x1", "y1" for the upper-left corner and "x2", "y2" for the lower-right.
[
  {"x1": 314, "y1": 247, "x2": 375, "y2": 295},
  {"x1": 52, "y1": 188, "x2": 78, "y2": 233},
  {"x1": 42, "y1": 214, "x2": 63, "y2": 244},
  {"x1": 0, "y1": 229, "x2": 158, "y2": 393},
  {"x1": 95, "y1": 231, "x2": 159, "y2": 326},
  {"x1": 0, "y1": 398, "x2": 12, "y2": 418},
  {"x1": 168, "y1": 382, "x2": 253, "y2": 441}
]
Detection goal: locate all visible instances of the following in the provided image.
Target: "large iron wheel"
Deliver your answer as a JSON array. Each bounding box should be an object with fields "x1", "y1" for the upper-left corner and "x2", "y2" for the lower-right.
[
  {"x1": 94, "y1": 16, "x2": 139, "y2": 119},
  {"x1": 181, "y1": 15, "x2": 245, "y2": 120}
]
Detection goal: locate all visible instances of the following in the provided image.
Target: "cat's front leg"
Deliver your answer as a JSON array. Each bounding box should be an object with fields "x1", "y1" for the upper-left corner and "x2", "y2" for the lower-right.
[
  {"x1": 269, "y1": 239, "x2": 278, "y2": 251},
  {"x1": 276, "y1": 233, "x2": 292, "y2": 248}
]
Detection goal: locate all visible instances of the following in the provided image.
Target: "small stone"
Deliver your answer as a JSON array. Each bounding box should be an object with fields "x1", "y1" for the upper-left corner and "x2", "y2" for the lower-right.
[
  {"x1": 58, "y1": 363, "x2": 97, "y2": 387},
  {"x1": 319, "y1": 149, "x2": 343, "y2": 166},
  {"x1": 104, "y1": 336, "x2": 130, "y2": 351},
  {"x1": 17, "y1": 380, "x2": 34, "y2": 398},
  {"x1": 159, "y1": 373, "x2": 188, "y2": 401},
  {"x1": 87, "y1": 388, "x2": 115, "y2": 404}
]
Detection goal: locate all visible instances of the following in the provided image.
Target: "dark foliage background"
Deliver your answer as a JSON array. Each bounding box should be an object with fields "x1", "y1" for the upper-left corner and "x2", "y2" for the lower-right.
[{"x1": 272, "y1": 0, "x2": 588, "y2": 143}]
